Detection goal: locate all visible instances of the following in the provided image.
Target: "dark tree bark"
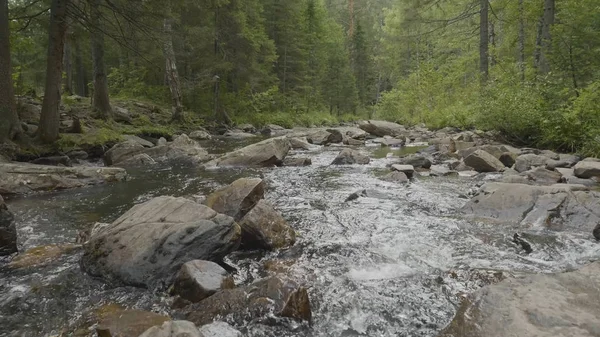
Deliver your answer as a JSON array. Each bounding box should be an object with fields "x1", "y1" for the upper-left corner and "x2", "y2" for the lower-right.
[
  {"x1": 74, "y1": 38, "x2": 87, "y2": 97},
  {"x1": 479, "y1": 0, "x2": 489, "y2": 82},
  {"x1": 63, "y1": 33, "x2": 73, "y2": 95},
  {"x1": 537, "y1": 0, "x2": 555, "y2": 74},
  {"x1": 90, "y1": 0, "x2": 112, "y2": 119},
  {"x1": 162, "y1": 16, "x2": 184, "y2": 122},
  {"x1": 0, "y1": 0, "x2": 20, "y2": 142},
  {"x1": 39, "y1": 0, "x2": 69, "y2": 143}
]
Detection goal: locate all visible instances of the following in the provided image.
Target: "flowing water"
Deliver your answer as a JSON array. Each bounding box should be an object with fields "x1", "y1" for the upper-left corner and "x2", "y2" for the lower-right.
[{"x1": 1, "y1": 139, "x2": 600, "y2": 337}]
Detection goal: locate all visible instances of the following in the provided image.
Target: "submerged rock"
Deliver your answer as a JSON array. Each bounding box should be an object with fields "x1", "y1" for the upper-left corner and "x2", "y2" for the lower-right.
[
  {"x1": 206, "y1": 137, "x2": 290, "y2": 167},
  {"x1": 331, "y1": 149, "x2": 370, "y2": 165},
  {"x1": 173, "y1": 260, "x2": 235, "y2": 303},
  {"x1": 283, "y1": 157, "x2": 312, "y2": 167},
  {"x1": 95, "y1": 305, "x2": 170, "y2": 337},
  {"x1": 462, "y1": 183, "x2": 600, "y2": 232},
  {"x1": 81, "y1": 196, "x2": 241, "y2": 288},
  {"x1": 0, "y1": 195, "x2": 17, "y2": 256},
  {"x1": 139, "y1": 321, "x2": 202, "y2": 337},
  {"x1": 439, "y1": 261, "x2": 600, "y2": 337},
  {"x1": 9, "y1": 244, "x2": 80, "y2": 269},
  {"x1": 238, "y1": 199, "x2": 296, "y2": 250},
  {"x1": 204, "y1": 178, "x2": 265, "y2": 221},
  {"x1": 182, "y1": 276, "x2": 311, "y2": 326},
  {"x1": 0, "y1": 163, "x2": 127, "y2": 195},
  {"x1": 358, "y1": 120, "x2": 406, "y2": 137}
]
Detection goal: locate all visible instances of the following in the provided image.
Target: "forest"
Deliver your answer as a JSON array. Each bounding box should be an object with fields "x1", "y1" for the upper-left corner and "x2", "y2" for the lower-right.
[{"x1": 0, "y1": 0, "x2": 599, "y2": 156}]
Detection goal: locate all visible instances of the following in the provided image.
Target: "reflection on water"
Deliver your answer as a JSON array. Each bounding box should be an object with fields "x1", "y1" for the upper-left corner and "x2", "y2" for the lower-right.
[{"x1": 1, "y1": 141, "x2": 599, "y2": 337}]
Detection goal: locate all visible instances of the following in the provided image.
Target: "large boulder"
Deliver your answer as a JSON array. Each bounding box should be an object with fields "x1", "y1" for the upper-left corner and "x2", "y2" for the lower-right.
[
  {"x1": 288, "y1": 137, "x2": 315, "y2": 151},
  {"x1": 139, "y1": 321, "x2": 202, "y2": 337},
  {"x1": 462, "y1": 183, "x2": 600, "y2": 232},
  {"x1": 0, "y1": 196, "x2": 17, "y2": 256},
  {"x1": 113, "y1": 153, "x2": 156, "y2": 168},
  {"x1": 104, "y1": 141, "x2": 146, "y2": 166},
  {"x1": 205, "y1": 137, "x2": 290, "y2": 167},
  {"x1": 173, "y1": 260, "x2": 235, "y2": 303},
  {"x1": 203, "y1": 178, "x2": 265, "y2": 221},
  {"x1": 307, "y1": 130, "x2": 341, "y2": 145},
  {"x1": 238, "y1": 199, "x2": 296, "y2": 250},
  {"x1": 514, "y1": 154, "x2": 550, "y2": 172},
  {"x1": 105, "y1": 135, "x2": 210, "y2": 166},
  {"x1": 331, "y1": 149, "x2": 370, "y2": 165},
  {"x1": 463, "y1": 150, "x2": 505, "y2": 172},
  {"x1": 358, "y1": 120, "x2": 406, "y2": 137},
  {"x1": 439, "y1": 261, "x2": 600, "y2": 337},
  {"x1": 81, "y1": 196, "x2": 241, "y2": 288},
  {"x1": 260, "y1": 124, "x2": 287, "y2": 136},
  {"x1": 391, "y1": 164, "x2": 415, "y2": 178},
  {"x1": 397, "y1": 154, "x2": 432, "y2": 169},
  {"x1": 524, "y1": 167, "x2": 562, "y2": 185},
  {"x1": 182, "y1": 276, "x2": 311, "y2": 326},
  {"x1": 458, "y1": 145, "x2": 520, "y2": 160},
  {"x1": 0, "y1": 163, "x2": 127, "y2": 195},
  {"x1": 574, "y1": 160, "x2": 600, "y2": 179}
]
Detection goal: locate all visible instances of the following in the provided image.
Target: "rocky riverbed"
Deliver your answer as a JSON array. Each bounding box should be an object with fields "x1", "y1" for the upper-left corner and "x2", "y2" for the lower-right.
[{"x1": 1, "y1": 120, "x2": 600, "y2": 337}]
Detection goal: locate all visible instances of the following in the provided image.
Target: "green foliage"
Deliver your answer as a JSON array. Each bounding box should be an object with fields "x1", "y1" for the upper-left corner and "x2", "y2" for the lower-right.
[{"x1": 107, "y1": 66, "x2": 170, "y2": 103}]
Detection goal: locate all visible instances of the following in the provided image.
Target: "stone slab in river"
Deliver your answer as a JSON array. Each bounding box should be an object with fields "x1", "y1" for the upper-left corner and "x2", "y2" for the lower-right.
[
  {"x1": 81, "y1": 196, "x2": 241, "y2": 288},
  {"x1": 574, "y1": 160, "x2": 600, "y2": 179},
  {"x1": 96, "y1": 307, "x2": 170, "y2": 337},
  {"x1": 205, "y1": 137, "x2": 290, "y2": 167},
  {"x1": 0, "y1": 163, "x2": 126, "y2": 195},
  {"x1": 331, "y1": 148, "x2": 370, "y2": 165},
  {"x1": 462, "y1": 183, "x2": 600, "y2": 232},
  {"x1": 439, "y1": 261, "x2": 600, "y2": 337},
  {"x1": 204, "y1": 178, "x2": 265, "y2": 221},
  {"x1": 463, "y1": 150, "x2": 505, "y2": 172},
  {"x1": 358, "y1": 120, "x2": 406, "y2": 137},
  {"x1": 238, "y1": 199, "x2": 296, "y2": 250},
  {"x1": 173, "y1": 260, "x2": 234, "y2": 303}
]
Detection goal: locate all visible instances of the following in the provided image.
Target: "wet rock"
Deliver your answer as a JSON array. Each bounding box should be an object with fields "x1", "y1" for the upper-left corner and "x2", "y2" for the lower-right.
[
  {"x1": 594, "y1": 223, "x2": 600, "y2": 241},
  {"x1": 433, "y1": 138, "x2": 456, "y2": 154},
  {"x1": 113, "y1": 153, "x2": 156, "y2": 168},
  {"x1": 198, "y1": 322, "x2": 242, "y2": 337},
  {"x1": 81, "y1": 196, "x2": 241, "y2": 288},
  {"x1": 204, "y1": 178, "x2": 265, "y2": 221},
  {"x1": 307, "y1": 130, "x2": 341, "y2": 145},
  {"x1": 0, "y1": 195, "x2": 17, "y2": 256},
  {"x1": 397, "y1": 154, "x2": 432, "y2": 169},
  {"x1": 158, "y1": 137, "x2": 168, "y2": 146},
  {"x1": 358, "y1": 120, "x2": 406, "y2": 137},
  {"x1": 381, "y1": 137, "x2": 405, "y2": 147},
  {"x1": 31, "y1": 155, "x2": 72, "y2": 167},
  {"x1": 223, "y1": 130, "x2": 256, "y2": 139},
  {"x1": 260, "y1": 124, "x2": 287, "y2": 136},
  {"x1": 430, "y1": 165, "x2": 458, "y2": 177},
  {"x1": 391, "y1": 164, "x2": 415, "y2": 178},
  {"x1": 238, "y1": 199, "x2": 296, "y2": 250},
  {"x1": 524, "y1": 167, "x2": 562, "y2": 185},
  {"x1": 104, "y1": 141, "x2": 146, "y2": 166},
  {"x1": 574, "y1": 160, "x2": 600, "y2": 179},
  {"x1": 283, "y1": 157, "x2": 312, "y2": 167},
  {"x1": 206, "y1": 137, "x2": 290, "y2": 167},
  {"x1": 139, "y1": 321, "x2": 202, "y2": 337},
  {"x1": 343, "y1": 137, "x2": 365, "y2": 146},
  {"x1": 166, "y1": 134, "x2": 210, "y2": 162},
  {"x1": 464, "y1": 150, "x2": 505, "y2": 172},
  {"x1": 331, "y1": 149, "x2": 370, "y2": 165},
  {"x1": 9, "y1": 244, "x2": 80, "y2": 269},
  {"x1": 462, "y1": 183, "x2": 600, "y2": 231},
  {"x1": 333, "y1": 126, "x2": 369, "y2": 140},
  {"x1": 514, "y1": 154, "x2": 549, "y2": 172},
  {"x1": 458, "y1": 145, "x2": 518, "y2": 160},
  {"x1": 0, "y1": 163, "x2": 127, "y2": 195},
  {"x1": 189, "y1": 130, "x2": 212, "y2": 140},
  {"x1": 236, "y1": 123, "x2": 256, "y2": 134},
  {"x1": 173, "y1": 260, "x2": 235, "y2": 303},
  {"x1": 66, "y1": 150, "x2": 89, "y2": 160},
  {"x1": 439, "y1": 261, "x2": 600, "y2": 337},
  {"x1": 381, "y1": 171, "x2": 409, "y2": 183},
  {"x1": 95, "y1": 305, "x2": 170, "y2": 337},
  {"x1": 288, "y1": 137, "x2": 314, "y2": 150},
  {"x1": 124, "y1": 134, "x2": 154, "y2": 148},
  {"x1": 182, "y1": 276, "x2": 311, "y2": 326},
  {"x1": 499, "y1": 152, "x2": 517, "y2": 168}
]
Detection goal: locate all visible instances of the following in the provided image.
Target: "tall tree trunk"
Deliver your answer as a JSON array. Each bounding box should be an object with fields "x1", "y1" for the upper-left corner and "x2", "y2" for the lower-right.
[
  {"x1": 538, "y1": 0, "x2": 555, "y2": 74},
  {"x1": 74, "y1": 38, "x2": 87, "y2": 97},
  {"x1": 90, "y1": 0, "x2": 112, "y2": 119},
  {"x1": 0, "y1": 0, "x2": 20, "y2": 142},
  {"x1": 348, "y1": 0, "x2": 355, "y2": 37},
  {"x1": 39, "y1": 0, "x2": 69, "y2": 143},
  {"x1": 63, "y1": 33, "x2": 73, "y2": 95},
  {"x1": 518, "y1": 0, "x2": 526, "y2": 81},
  {"x1": 479, "y1": 0, "x2": 489, "y2": 82},
  {"x1": 162, "y1": 16, "x2": 184, "y2": 122}
]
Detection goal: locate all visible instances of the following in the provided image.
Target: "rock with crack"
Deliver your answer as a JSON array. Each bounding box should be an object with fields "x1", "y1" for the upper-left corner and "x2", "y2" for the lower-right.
[
  {"x1": 173, "y1": 260, "x2": 235, "y2": 303},
  {"x1": 439, "y1": 261, "x2": 600, "y2": 337},
  {"x1": 205, "y1": 137, "x2": 290, "y2": 167},
  {"x1": 462, "y1": 183, "x2": 600, "y2": 232},
  {"x1": 0, "y1": 163, "x2": 127, "y2": 195},
  {"x1": 238, "y1": 199, "x2": 296, "y2": 250},
  {"x1": 181, "y1": 276, "x2": 311, "y2": 326},
  {"x1": 331, "y1": 149, "x2": 370, "y2": 165},
  {"x1": 203, "y1": 178, "x2": 265, "y2": 221},
  {"x1": 81, "y1": 196, "x2": 241, "y2": 288}
]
